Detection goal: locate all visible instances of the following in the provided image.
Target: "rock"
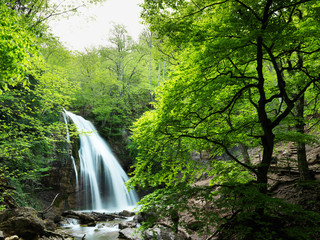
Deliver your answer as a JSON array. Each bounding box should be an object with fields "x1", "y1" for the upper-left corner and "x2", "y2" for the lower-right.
[
  {"x1": 39, "y1": 230, "x2": 64, "y2": 240},
  {"x1": 134, "y1": 212, "x2": 155, "y2": 223},
  {"x1": 0, "y1": 231, "x2": 4, "y2": 240},
  {"x1": 44, "y1": 219, "x2": 56, "y2": 231},
  {"x1": 62, "y1": 210, "x2": 96, "y2": 226},
  {"x1": 186, "y1": 221, "x2": 203, "y2": 231},
  {"x1": 119, "y1": 228, "x2": 142, "y2": 240},
  {"x1": 144, "y1": 226, "x2": 188, "y2": 240},
  {"x1": 144, "y1": 228, "x2": 161, "y2": 239},
  {"x1": 97, "y1": 224, "x2": 104, "y2": 229},
  {"x1": 119, "y1": 221, "x2": 137, "y2": 230},
  {"x1": 119, "y1": 210, "x2": 135, "y2": 217},
  {"x1": 0, "y1": 207, "x2": 45, "y2": 240},
  {"x1": 4, "y1": 236, "x2": 19, "y2": 240},
  {"x1": 91, "y1": 211, "x2": 123, "y2": 221},
  {"x1": 53, "y1": 215, "x2": 62, "y2": 224}
]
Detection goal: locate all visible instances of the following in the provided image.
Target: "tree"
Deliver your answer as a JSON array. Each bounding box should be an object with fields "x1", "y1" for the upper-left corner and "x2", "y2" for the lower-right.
[
  {"x1": 129, "y1": 0, "x2": 320, "y2": 238},
  {"x1": 0, "y1": 3, "x2": 77, "y2": 208},
  {"x1": 4, "y1": 0, "x2": 107, "y2": 25},
  {"x1": 0, "y1": 2, "x2": 38, "y2": 90},
  {"x1": 90, "y1": 24, "x2": 155, "y2": 136}
]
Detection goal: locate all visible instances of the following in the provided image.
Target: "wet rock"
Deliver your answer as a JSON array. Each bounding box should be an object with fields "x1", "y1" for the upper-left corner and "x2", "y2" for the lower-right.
[
  {"x1": 38, "y1": 230, "x2": 64, "y2": 240},
  {"x1": 91, "y1": 211, "x2": 125, "y2": 221},
  {"x1": 61, "y1": 210, "x2": 96, "y2": 226},
  {"x1": 0, "y1": 207, "x2": 45, "y2": 240},
  {"x1": 119, "y1": 210, "x2": 135, "y2": 217},
  {"x1": 4, "y1": 236, "x2": 19, "y2": 240},
  {"x1": 119, "y1": 228, "x2": 142, "y2": 240},
  {"x1": 119, "y1": 221, "x2": 137, "y2": 230},
  {"x1": 97, "y1": 223, "x2": 104, "y2": 229}
]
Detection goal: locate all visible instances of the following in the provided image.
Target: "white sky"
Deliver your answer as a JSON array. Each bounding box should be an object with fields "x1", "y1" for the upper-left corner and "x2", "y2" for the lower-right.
[{"x1": 47, "y1": 0, "x2": 145, "y2": 51}]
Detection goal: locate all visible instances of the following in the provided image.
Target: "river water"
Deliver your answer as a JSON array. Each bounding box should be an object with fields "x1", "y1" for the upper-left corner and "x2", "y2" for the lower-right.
[{"x1": 60, "y1": 217, "x2": 132, "y2": 240}]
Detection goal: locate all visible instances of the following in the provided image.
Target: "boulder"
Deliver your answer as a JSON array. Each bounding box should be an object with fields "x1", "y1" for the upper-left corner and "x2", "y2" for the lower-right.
[
  {"x1": 91, "y1": 211, "x2": 124, "y2": 221},
  {"x1": 144, "y1": 227, "x2": 162, "y2": 239},
  {"x1": 134, "y1": 212, "x2": 155, "y2": 223},
  {"x1": 4, "y1": 236, "x2": 19, "y2": 240},
  {"x1": 119, "y1": 228, "x2": 142, "y2": 240},
  {"x1": 119, "y1": 210, "x2": 135, "y2": 217},
  {"x1": 144, "y1": 226, "x2": 188, "y2": 240},
  {"x1": 44, "y1": 219, "x2": 56, "y2": 231},
  {"x1": 0, "y1": 207, "x2": 45, "y2": 240},
  {"x1": 119, "y1": 221, "x2": 137, "y2": 230},
  {"x1": 61, "y1": 210, "x2": 96, "y2": 226}
]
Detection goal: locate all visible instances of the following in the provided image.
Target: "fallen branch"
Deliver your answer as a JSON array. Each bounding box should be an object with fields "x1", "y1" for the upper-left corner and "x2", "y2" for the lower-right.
[{"x1": 38, "y1": 193, "x2": 59, "y2": 218}]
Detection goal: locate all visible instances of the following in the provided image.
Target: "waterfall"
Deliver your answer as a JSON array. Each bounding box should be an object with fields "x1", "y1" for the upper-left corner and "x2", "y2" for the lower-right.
[
  {"x1": 63, "y1": 110, "x2": 139, "y2": 212},
  {"x1": 62, "y1": 113, "x2": 79, "y2": 187}
]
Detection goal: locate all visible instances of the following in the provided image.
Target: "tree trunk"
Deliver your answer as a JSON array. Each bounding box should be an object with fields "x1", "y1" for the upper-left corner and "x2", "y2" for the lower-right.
[
  {"x1": 239, "y1": 143, "x2": 250, "y2": 165},
  {"x1": 257, "y1": 130, "x2": 274, "y2": 193},
  {"x1": 162, "y1": 60, "x2": 166, "y2": 82},
  {"x1": 149, "y1": 53, "x2": 153, "y2": 102},
  {"x1": 256, "y1": 32, "x2": 274, "y2": 193},
  {"x1": 158, "y1": 58, "x2": 161, "y2": 85},
  {"x1": 296, "y1": 93, "x2": 312, "y2": 180}
]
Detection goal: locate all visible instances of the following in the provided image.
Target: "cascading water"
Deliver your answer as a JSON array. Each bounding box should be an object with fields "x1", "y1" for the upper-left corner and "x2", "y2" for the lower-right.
[{"x1": 63, "y1": 110, "x2": 139, "y2": 212}]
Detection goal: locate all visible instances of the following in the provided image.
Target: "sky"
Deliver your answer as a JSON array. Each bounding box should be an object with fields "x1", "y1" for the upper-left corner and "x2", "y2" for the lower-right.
[{"x1": 47, "y1": 0, "x2": 145, "y2": 52}]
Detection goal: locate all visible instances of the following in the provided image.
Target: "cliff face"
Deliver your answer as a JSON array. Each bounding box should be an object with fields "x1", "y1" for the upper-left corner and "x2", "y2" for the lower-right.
[
  {"x1": 39, "y1": 135, "x2": 80, "y2": 213},
  {"x1": 40, "y1": 159, "x2": 78, "y2": 211}
]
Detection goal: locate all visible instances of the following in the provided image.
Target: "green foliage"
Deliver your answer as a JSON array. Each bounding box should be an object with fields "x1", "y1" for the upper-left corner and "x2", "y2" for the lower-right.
[
  {"x1": 215, "y1": 184, "x2": 320, "y2": 240},
  {"x1": 129, "y1": 0, "x2": 320, "y2": 238},
  {"x1": 137, "y1": 183, "x2": 320, "y2": 239},
  {"x1": 0, "y1": 2, "x2": 78, "y2": 208},
  {"x1": 69, "y1": 25, "x2": 160, "y2": 139},
  {"x1": 0, "y1": 2, "x2": 38, "y2": 90},
  {"x1": 131, "y1": 0, "x2": 320, "y2": 186}
]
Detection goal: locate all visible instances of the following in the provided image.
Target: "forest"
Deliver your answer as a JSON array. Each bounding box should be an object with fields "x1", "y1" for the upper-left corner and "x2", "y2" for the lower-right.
[{"x1": 1, "y1": 0, "x2": 320, "y2": 239}]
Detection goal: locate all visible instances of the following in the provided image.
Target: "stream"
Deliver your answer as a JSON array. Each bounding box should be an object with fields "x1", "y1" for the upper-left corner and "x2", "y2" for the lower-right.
[{"x1": 59, "y1": 214, "x2": 136, "y2": 240}]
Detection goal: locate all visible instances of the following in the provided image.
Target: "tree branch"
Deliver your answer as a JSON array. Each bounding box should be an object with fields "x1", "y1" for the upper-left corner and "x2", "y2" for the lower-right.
[{"x1": 172, "y1": 1, "x2": 228, "y2": 20}]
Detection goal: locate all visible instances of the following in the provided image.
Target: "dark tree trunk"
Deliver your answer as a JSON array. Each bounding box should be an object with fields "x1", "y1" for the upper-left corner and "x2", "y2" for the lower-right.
[
  {"x1": 296, "y1": 94, "x2": 312, "y2": 180},
  {"x1": 257, "y1": 129, "x2": 274, "y2": 193}
]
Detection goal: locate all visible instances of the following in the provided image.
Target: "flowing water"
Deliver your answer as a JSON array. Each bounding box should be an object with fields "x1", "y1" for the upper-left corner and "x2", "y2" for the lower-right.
[
  {"x1": 62, "y1": 110, "x2": 139, "y2": 239},
  {"x1": 60, "y1": 217, "x2": 131, "y2": 240},
  {"x1": 63, "y1": 110, "x2": 139, "y2": 211}
]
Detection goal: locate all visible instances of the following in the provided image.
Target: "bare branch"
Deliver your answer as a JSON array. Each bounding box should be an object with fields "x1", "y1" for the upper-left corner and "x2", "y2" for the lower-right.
[
  {"x1": 172, "y1": 0, "x2": 228, "y2": 20},
  {"x1": 234, "y1": 0, "x2": 262, "y2": 21}
]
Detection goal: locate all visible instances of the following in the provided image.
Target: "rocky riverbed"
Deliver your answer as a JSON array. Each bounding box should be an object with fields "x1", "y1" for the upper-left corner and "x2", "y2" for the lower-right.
[{"x1": 0, "y1": 207, "x2": 188, "y2": 240}]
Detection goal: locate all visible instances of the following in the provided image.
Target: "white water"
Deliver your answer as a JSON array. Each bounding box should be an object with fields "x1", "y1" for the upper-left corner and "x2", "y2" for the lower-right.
[
  {"x1": 63, "y1": 110, "x2": 139, "y2": 212},
  {"x1": 62, "y1": 113, "x2": 79, "y2": 186}
]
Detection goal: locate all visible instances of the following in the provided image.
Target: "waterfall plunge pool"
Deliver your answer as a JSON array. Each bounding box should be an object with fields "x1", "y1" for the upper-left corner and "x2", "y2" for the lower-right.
[{"x1": 59, "y1": 213, "x2": 138, "y2": 240}]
